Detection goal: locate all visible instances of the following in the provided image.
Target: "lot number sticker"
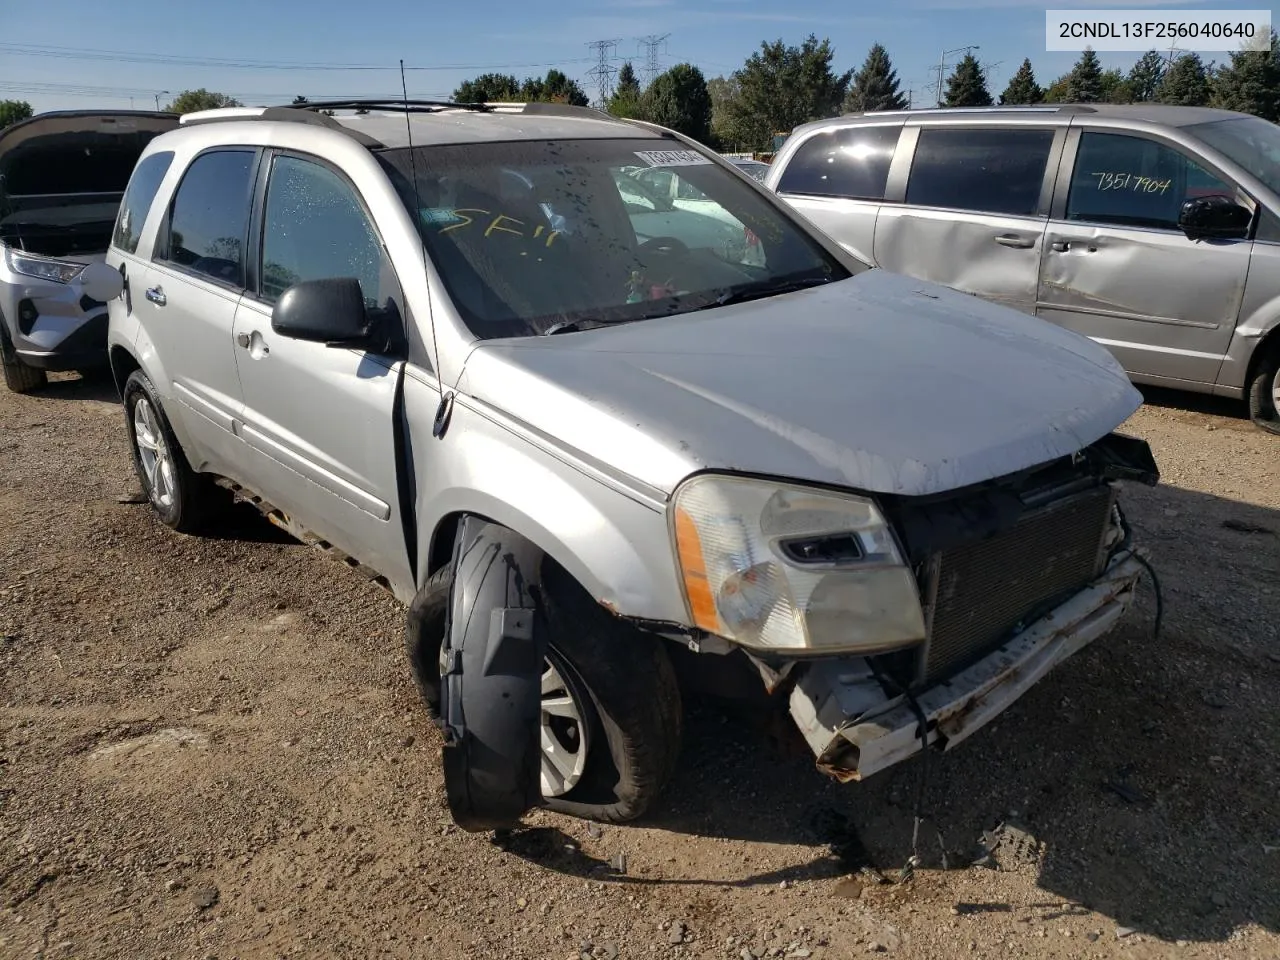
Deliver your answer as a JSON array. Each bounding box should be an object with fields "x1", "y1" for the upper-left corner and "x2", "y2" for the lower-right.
[{"x1": 634, "y1": 150, "x2": 712, "y2": 167}]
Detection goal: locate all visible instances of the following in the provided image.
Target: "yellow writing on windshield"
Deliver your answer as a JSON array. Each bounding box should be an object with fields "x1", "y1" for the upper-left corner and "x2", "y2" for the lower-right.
[{"x1": 438, "y1": 208, "x2": 561, "y2": 246}]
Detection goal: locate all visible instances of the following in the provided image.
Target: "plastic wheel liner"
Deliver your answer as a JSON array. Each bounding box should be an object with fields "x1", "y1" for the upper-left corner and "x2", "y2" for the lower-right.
[{"x1": 439, "y1": 516, "x2": 549, "y2": 832}]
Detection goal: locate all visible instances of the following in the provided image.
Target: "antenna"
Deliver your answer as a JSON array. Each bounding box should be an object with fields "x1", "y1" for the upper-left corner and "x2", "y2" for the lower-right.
[
  {"x1": 586, "y1": 39, "x2": 621, "y2": 109},
  {"x1": 637, "y1": 34, "x2": 671, "y2": 87},
  {"x1": 399, "y1": 58, "x2": 451, "y2": 433}
]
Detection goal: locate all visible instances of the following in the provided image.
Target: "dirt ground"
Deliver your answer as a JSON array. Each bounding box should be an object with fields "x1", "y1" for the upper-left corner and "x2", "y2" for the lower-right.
[{"x1": 1, "y1": 374, "x2": 1277, "y2": 960}]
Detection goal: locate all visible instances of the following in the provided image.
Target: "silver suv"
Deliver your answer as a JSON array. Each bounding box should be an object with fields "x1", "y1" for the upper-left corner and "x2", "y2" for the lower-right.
[
  {"x1": 767, "y1": 104, "x2": 1280, "y2": 435},
  {"x1": 1, "y1": 110, "x2": 179, "y2": 392},
  {"x1": 104, "y1": 100, "x2": 1159, "y2": 831}
]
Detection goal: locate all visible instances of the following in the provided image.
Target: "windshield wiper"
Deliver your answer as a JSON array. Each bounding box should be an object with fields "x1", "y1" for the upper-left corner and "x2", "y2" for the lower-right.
[
  {"x1": 544, "y1": 317, "x2": 639, "y2": 336},
  {"x1": 703, "y1": 276, "x2": 834, "y2": 310}
]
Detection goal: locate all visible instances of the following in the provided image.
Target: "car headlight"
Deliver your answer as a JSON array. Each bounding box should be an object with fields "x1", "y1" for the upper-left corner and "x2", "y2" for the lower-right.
[
  {"x1": 671, "y1": 474, "x2": 927, "y2": 656},
  {"x1": 5, "y1": 249, "x2": 86, "y2": 284}
]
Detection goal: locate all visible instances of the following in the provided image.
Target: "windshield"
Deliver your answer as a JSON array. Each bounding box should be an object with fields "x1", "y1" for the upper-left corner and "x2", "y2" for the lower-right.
[
  {"x1": 377, "y1": 137, "x2": 853, "y2": 339},
  {"x1": 1186, "y1": 116, "x2": 1280, "y2": 197}
]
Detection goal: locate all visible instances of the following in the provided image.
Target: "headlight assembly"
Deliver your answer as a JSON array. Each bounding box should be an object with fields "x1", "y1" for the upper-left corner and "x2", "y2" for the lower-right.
[
  {"x1": 670, "y1": 474, "x2": 927, "y2": 656},
  {"x1": 5, "y1": 249, "x2": 86, "y2": 285}
]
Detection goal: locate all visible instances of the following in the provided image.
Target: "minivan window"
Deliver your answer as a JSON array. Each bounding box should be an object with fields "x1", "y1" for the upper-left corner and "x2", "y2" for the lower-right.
[
  {"x1": 379, "y1": 137, "x2": 852, "y2": 340},
  {"x1": 260, "y1": 155, "x2": 394, "y2": 308},
  {"x1": 112, "y1": 151, "x2": 174, "y2": 255},
  {"x1": 160, "y1": 149, "x2": 255, "y2": 287},
  {"x1": 1186, "y1": 115, "x2": 1280, "y2": 198},
  {"x1": 906, "y1": 127, "x2": 1053, "y2": 217},
  {"x1": 776, "y1": 125, "x2": 901, "y2": 201},
  {"x1": 1066, "y1": 132, "x2": 1234, "y2": 231}
]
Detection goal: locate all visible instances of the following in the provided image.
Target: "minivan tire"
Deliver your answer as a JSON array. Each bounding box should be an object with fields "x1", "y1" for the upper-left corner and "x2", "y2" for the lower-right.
[
  {"x1": 1247, "y1": 342, "x2": 1280, "y2": 436},
  {"x1": 122, "y1": 369, "x2": 226, "y2": 532},
  {"x1": 406, "y1": 554, "x2": 683, "y2": 824},
  {"x1": 0, "y1": 323, "x2": 48, "y2": 394}
]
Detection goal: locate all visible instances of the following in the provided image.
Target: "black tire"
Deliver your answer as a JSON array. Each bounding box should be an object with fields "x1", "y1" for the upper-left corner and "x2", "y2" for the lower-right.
[
  {"x1": 406, "y1": 553, "x2": 683, "y2": 823},
  {"x1": 1246, "y1": 341, "x2": 1280, "y2": 436},
  {"x1": 122, "y1": 369, "x2": 226, "y2": 532},
  {"x1": 0, "y1": 322, "x2": 47, "y2": 394}
]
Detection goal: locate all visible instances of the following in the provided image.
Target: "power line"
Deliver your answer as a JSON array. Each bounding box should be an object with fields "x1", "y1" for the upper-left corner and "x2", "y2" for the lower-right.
[
  {"x1": 637, "y1": 34, "x2": 671, "y2": 87},
  {"x1": 585, "y1": 39, "x2": 620, "y2": 108}
]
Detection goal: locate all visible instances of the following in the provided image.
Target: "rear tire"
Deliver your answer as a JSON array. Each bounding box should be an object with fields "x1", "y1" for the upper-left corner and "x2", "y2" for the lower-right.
[
  {"x1": 1247, "y1": 342, "x2": 1280, "y2": 436},
  {"x1": 406, "y1": 552, "x2": 683, "y2": 823},
  {"x1": 0, "y1": 323, "x2": 47, "y2": 394},
  {"x1": 122, "y1": 369, "x2": 226, "y2": 532}
]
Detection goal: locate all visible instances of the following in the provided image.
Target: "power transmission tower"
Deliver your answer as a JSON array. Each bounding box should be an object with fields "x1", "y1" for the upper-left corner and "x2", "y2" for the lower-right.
[
  {"x1": 637, "y1": 34, "x2": 671, "y2": 87},
  {"x1": 586, "y1": 39, "x2": 621, "y2": 108}
]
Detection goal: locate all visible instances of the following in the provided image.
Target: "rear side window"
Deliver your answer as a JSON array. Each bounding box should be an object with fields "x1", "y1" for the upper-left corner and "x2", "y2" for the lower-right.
[
  {"x1": 906, "y1": 128, "x2": 1054, "y2": 217},
  {"x1": 777, "y1": 125, "x2": 901, "y2": 201},
  {"x1": 113, "y1": 151, "x2": 174, "y2": 255},
  {"x1": 159, "y1": 149, "x2": 256, "y2": 287},
  {"x1": 1066, "y1": 131, "x2": 1235, "y2": 231}
]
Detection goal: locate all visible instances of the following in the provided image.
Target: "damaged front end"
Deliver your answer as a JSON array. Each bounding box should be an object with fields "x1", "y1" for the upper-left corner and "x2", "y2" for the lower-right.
[{"x1": 770, "y1": 432, "x2": 1158, "y2": 782}]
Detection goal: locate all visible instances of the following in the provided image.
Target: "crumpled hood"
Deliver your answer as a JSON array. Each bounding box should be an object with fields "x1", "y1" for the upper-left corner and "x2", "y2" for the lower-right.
[{"x1": 460, "y1": 270, "x2": 1142, "y2": 498}]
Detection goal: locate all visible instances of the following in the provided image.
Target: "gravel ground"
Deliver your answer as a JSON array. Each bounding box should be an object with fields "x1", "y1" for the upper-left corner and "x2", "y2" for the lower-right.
[{"x1": 1, "y1": 374, "x2": 1277, "y2": 960}]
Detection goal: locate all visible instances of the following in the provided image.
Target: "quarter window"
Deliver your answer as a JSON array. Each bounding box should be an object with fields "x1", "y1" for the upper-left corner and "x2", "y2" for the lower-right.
[
  {"x1": 161, "y1": 150, "x2": 255, "y2": 287},
  {"x1": 776, "y1": 125, "x2": 901, "y2": 201},
  {"x1": 1066, "y1": 131, "x2": 1236, "y2": 231},
  {"x1": 113, "y1": 151, "x2": 174, "y2": 255},
  {"x1": 906, "y1": 127, "x2": 1054, "y2": 217},
  {"x1": 259, "y1": 155, "x2": 394, "y2": 308}
]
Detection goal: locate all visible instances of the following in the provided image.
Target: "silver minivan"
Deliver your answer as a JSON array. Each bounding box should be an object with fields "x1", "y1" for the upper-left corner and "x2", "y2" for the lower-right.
[
  {"x1": 103, "y1": 101, "x2": 1159, "y2": 831},
  {"x1": 767, "y1": 105, "x2": 1280, "y2": 435}
]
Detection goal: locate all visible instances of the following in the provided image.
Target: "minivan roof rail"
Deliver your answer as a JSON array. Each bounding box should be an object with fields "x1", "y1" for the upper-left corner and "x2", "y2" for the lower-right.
[{"x1": 839, "y1": 104, "x2": 1099, "y2": 119}]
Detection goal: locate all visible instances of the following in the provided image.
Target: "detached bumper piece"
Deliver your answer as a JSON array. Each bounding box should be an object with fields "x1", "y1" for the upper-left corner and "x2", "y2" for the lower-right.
[{"x1": 788, "y1": 553, "x2": 1143, "y2": 782}]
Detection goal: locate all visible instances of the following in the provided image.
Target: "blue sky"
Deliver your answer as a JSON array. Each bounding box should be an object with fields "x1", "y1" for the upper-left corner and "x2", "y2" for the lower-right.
[{"x1": 1, "y1": 0, "x2": 1259, "y2": 114}]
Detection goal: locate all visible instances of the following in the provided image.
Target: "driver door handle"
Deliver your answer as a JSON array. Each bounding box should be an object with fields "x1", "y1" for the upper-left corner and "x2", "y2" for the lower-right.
[
  {"x1": 1050, "y1": 240, "x2": 1070, "y2": 252},
  {"x1": 994, "y1": 234, "x2": 1035, "y2": 249},
  {"x1": 236, "y1": 333, "x2": 251, "y2": 348},
  {"x1": 145, "y1": 286, "x2": 166, "y2": 306}
]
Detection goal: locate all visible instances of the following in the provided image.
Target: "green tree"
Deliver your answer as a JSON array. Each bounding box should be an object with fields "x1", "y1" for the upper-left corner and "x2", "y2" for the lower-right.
[
  {"x1": 1066, "y1": 48, "x2": 1104, "y2": 102},
  {"x1": 1127, "y1": 50, "x2": 1166, "y2": 102},
  {"x1": 943, "y1": 53, "x2": 992, "y2": 107},
  {"x1": 708, "y1": 75, "x2": 745, "y2": 150},
  {"x1": 1042, "y1": 73, "x2": 1071, "y2": 103},
  {"x1": 608, "y1": 61, "x2": 644, "y2": 118},
  {"x1": 0, "y1": 100, "x2": 34, "y2": 130},
  {"x1": 453, "y1": 73, "x2": 521, "y2": 103},
  {"x1": 515, "y1": 69, "x2": 589, "y2": 106},
  {"x1": 844, "y1": 43, "x2": 908, "y2": 113},
  {"x1": 722, "y1": 35, "x2": 853, "y2": 152},
  {"x1": 1211, "y1": 31, "x2": 1280, "y2": 120},
  {"x1": 163, "y1": 89, "x2": 243, "y2": 114},
  {"x1": 642, "y1": 63, "x2": 712, "y2": 142},
  {"x1": 999, "y1": 58, "x2": 1043, "y2": 105},
  {"x1": 1158, "y1": 52, "x2": 1211, "y2": 105},
  {"x1": 1099, "y1": 68, "x2": 1134, "y2": 103}
]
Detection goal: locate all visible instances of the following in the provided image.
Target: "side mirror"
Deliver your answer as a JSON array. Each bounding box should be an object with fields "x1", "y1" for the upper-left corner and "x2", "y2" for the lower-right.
[
  {"x1": 1178, "y1": 195, "x2": 1252, "y2": 241},
  {"x1": 80, "y1": 261, "x2": 125, "y2": 302},
  {"x1": 271, "y1": 277, "x2": 371, "y2": 346}
]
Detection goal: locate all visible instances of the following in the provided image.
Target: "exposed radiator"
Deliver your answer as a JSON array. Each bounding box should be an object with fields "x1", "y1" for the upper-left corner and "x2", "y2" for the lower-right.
[{"x1": 920, "y1": 484, "x2": 1116, "y2": 685}]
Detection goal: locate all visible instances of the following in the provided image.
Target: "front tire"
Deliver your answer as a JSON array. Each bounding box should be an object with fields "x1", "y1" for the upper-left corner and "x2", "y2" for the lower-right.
[
  {"x1": 1247, "y1": 342, "x2": 1280, "y2": 436},
  {"x1": 0, "y1": 323, "x2": 47, "y2": 394},
  {"x1": 122, "y1": 370, "x2": 225, "y2": 532},
  {"x1": 407, "y1": 553, "x2": 683, "y2": 823}
]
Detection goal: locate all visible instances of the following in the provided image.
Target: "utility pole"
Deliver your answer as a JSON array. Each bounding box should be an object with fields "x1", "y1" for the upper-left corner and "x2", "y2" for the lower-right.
[
  {"x1": 936, "y1": 45, "x2": 979, "y2": 106},
  {"x1": 586, "y1": 38, "x2": 621, "y2": 109},
  {"x1": 637, "y1": 34, "x2": 671, "y2": 87}
]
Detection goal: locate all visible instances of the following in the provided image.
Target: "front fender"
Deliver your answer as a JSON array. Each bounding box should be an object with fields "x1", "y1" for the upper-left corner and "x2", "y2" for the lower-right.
[{"x1": 407, "y1": 376, "x2": 689, "y2": 626}]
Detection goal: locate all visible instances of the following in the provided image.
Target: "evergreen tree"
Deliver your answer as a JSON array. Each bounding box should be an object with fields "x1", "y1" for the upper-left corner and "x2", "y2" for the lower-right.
[
  {"x1": 608, "y1": 61, "x2": 643, "y2": 118},
  {"x1": 1042, "y1": 73, "x2": 1071, "y2": 103},
  {"x1": 1211, "y1": 31, "x2": 1280, "y2": 120},
  {"x1": 1127, "y1": 50, "x2": 1166, "y2": 102},
  {"x1": 943, "y1": 53, "x2": 992, "y2": 107},
  {"x1": 999, "y1": 58, "x2": 1043, "y2": 105},
  {"x1": 643, "y1": 64, "x2": 713, "y2": 142},
  {"x1": 844, "y1": 43, "x2": 908, "y2": 113},
  {"x1": 1158, "y1": 53, "x2": 1212, "y2": 105},
  {"x1": 1066, "y1": 48, "x2": 1103, "y2": 102},
  {"x1": 1099, "y1": 68, "x2": 1134, "y2": 103}
]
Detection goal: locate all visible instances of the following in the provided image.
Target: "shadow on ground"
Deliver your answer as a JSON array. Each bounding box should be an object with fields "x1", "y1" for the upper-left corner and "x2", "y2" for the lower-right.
[{"x1": 30, "y1": 370, "x2": 121, "y2": 404}]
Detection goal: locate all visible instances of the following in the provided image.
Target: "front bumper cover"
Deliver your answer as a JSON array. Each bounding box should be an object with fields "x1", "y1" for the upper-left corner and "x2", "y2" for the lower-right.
[{"x1": 788, "y1": 552, "x2": 1143, "y2": 782}]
